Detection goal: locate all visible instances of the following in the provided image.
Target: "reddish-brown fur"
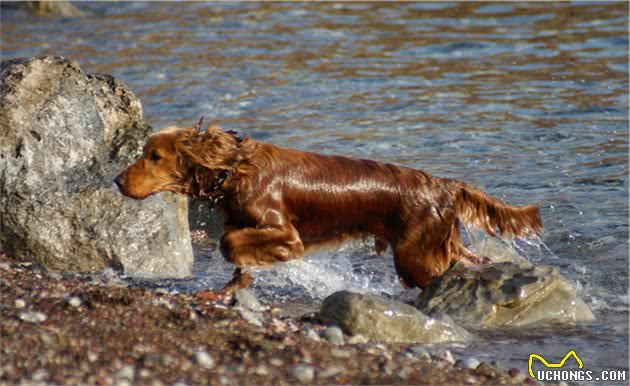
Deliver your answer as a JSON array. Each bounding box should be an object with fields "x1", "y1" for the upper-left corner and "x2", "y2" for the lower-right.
[{"x1": 116, "y1": 123, "x2": 543, "y2": 295}]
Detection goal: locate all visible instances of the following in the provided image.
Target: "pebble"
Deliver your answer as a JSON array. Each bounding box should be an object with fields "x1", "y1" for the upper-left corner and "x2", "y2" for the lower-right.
[
  {"x1": 115, "y1": 365, "x2": 135, "y2": 381},
  {"x1": 0, "y1": 262, "x2": 11, "y2": 271},
  {"x1": 253, "y1": 365, "x2": 269, "y2": 376},
  {"x1": 68, "y1": 296, "x2": 82, "y2": 308},
  {"x1": 14, "y1": 299, "x2": 26, "y2": 309},
  {"x1": 193, "y1": 350, "x2": 215, "y2": 369},
  {"x1": 87, "y1": 351, "x2": 98, "y2": 362},
  {"x1": 347, "y1": 334, "x2": 368, "y2": 344},
  {"x1": 292, "y1": 365, "x2": 315, "y2": 383},
  {"x1": 238, "y1": 309, "x2": 263, "y2": 327},
  {"x1": 330, "y1": 349, "x2": 351, "y2": 358},
  {"x1": 395, "y1": 369, "x2": 408, "y2": 381},
  {"x1": 303, "y1": 328, "x2": 320, "y2": 341},
  {"x1": 322, "y1": 326, "x2": 344, "y2": 345},
  {"x1": 270, "y1": 358, "x2": 284, "y2": 367},
  {"x1": 408, "y1": 345, "x2": 431, "y2": 360},
  {"x1": 433, "y1": 349, "x2": 455, "y2": 364},
  {"x1": 19, "y1": 311, "x2": 47, "y2": 323},
  {"x1": 476, "y1": 362, "x2": 498, "y2": 377},
  {"x1": 383, "y1": 359, "x2": 396, "y2": 375},
  {"x1": 31, "y1": 369, "x2": 48, "y2": 381},
  {"x1": 319, "y1": 366, "x2": 344, "y2": 379},
  {"x1": 456, "y1": 357, "x2": 481, "y2": 369},
  {"x1": 233, "y1": 289, "x2": 264, "y2": 312},
  {"x1": 47, "y1": 271, "x2": 63, "y2": 280}
]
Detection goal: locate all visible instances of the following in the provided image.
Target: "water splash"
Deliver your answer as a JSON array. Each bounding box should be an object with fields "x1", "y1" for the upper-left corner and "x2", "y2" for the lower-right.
[{"x1": 250, "y1": 238, "x2": 404, "y2": 300}]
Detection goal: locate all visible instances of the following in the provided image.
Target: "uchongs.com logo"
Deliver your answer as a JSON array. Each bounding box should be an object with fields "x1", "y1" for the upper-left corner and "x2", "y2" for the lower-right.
[{"x1": 528, "y1": 349, "x2": 628, "y2": 383}]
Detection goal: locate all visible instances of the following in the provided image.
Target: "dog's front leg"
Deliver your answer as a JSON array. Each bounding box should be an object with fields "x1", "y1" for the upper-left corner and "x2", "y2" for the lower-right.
[{"x1": 216, "y1": 225, "x2": 304, "y2": 294}]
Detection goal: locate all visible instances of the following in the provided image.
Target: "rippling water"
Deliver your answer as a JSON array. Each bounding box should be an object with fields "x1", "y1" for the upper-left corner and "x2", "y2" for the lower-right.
[{"x1": 2, "y1": 1, "x2": 628, "y2": 378}]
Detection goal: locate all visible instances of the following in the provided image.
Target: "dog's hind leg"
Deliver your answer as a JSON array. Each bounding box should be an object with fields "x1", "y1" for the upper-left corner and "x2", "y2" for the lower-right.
[{"x1": 391, "y1": 207, "x2": 459, "y2": 288}]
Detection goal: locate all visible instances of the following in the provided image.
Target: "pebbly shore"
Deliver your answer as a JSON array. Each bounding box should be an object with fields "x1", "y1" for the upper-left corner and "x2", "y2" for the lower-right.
[{"x1": 0, "y1": 252, "x2": 537, "y2": 386}]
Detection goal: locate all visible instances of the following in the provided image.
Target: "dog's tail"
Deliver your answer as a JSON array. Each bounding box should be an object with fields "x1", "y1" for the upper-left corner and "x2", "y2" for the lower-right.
[{"x1": 453, "y1": 182, "x2": 543, "y2": 239}]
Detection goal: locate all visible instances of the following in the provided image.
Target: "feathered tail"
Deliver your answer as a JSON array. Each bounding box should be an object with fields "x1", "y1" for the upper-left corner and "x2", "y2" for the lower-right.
[{"x1": 453, "y1": 182, "x2": 543, "y2": 239}]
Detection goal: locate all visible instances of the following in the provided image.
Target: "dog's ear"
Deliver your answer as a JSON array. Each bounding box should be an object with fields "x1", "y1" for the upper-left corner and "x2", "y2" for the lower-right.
[{"x1": 176, "y1": 125, "x2": 237, "y2": 171}]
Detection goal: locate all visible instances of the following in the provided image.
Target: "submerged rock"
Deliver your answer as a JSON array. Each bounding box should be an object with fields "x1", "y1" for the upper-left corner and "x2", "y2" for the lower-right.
[
  {"x1": 0, "y1": 56, "x2": 192, "y2": 278},
  {"x1": 320, "y1": 291, "x2": 470, "y2": 344},
  {"x1": 415, "y1": 261, "x2": 594, "y2": 327}
]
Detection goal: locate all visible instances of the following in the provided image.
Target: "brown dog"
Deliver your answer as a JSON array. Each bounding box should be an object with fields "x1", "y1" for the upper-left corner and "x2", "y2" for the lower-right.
[{"x1": 116, "y1": 118, "x2": 542, "y2": 296}]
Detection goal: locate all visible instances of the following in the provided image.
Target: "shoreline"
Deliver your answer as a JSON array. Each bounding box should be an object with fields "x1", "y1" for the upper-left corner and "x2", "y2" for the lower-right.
[{"x1": 0, "y1": 253, "x2": 534, "y2": 385}]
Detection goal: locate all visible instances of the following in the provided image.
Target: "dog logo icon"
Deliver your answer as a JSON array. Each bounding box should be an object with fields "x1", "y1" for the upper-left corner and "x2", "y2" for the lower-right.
[{"x1": 528, "y1": 349, "x2": 584, "y2": 379}]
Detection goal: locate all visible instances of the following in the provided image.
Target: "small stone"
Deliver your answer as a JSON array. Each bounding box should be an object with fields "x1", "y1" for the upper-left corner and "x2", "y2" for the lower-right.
[
  {"x1": 116, "y1": 380, "x2": 132, "y2": 386},
  {"x1": 319, "y1": 366, "x2": 344, "y2": 379},
  {"x1": 115, "y1": 365, "x2": 135, "y2": 381},
  {"x1": 433, "y1": 349, "x2": 455, "y2": 364},
  {"x1": 330, "y1": 349, "x2": 351, "y2": 358},
  {"x1": 172, "y1": 382, "x2": 189, "y2": 386},
  {"x1": 19, "y1": 311, "x2": 46, "y2": 323},
  {"x1": 253, "y1": 365, "x2": 269, "y2": 376},
  {"x1": 396, "y1": 369, "x2": 408, "y2": 381},
  {"x1": 303, "y1": 328, "x2": 320, "y2": 341},
  {"x1": 40, "y1": 334, "x2": 55, "y2": 346},
  {"x1": 193, "y1": 350, "x2": 215, "y2": 369},
  {"x1": 0, "y1": 262, "x2": 11, "y2": 271},
  {"x1": 348, "y1": 334, "x2": 368, "y2": 344},
  {"x1": 323, "y1": 326, "x2": 344, "y2": 345},
  {"x1": 408, "y1": 345, "x2": 431, "y2": 360},
  {"x1": 31, "y1": 369, "x2": 48, "y2": 381},
  {"x1": 456, "y1": 357, "x2": 481, "y2": 369},
  {"x1": 87, "y1": 351, "x2": 98, "y2": 362},
  {"x1": 238, "y1": 309, "x2": 263, "y2": 327},
  {"x1": 292, "y1": 365, "x2": 315, "y2": 384},
  {"x1": 464, "y1": 375, "x2": 478, "y2": 384},
  {"x1": 47, "y1": 271, "x2": 63, "y2": 280},
  {"x1": 383, "y1": 360, "x2": 396, "y2": 375},
  {"x1": 14, "y1": 299, "x2": 26, "y2": 309},
  {"x1": 68, "y1": 296, "x2": 82, "y2": 307},
  {"x1": 270, "y1": 358, "x2": 284, "y2": 367},
  {"x1": 476, "y1": 362, "x2": 498, "y2": 378},
  {"x1": 139, "y1": 369, "x2": 151, "y2": 378},
  {"x1": 234, "y1": 289, "x2": 264, "y2": 312}
]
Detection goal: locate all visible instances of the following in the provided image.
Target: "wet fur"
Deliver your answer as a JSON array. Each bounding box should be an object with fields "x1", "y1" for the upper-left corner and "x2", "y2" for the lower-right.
[{"x1": 116, "y1": 125, "x2": 543, "y2": 290}]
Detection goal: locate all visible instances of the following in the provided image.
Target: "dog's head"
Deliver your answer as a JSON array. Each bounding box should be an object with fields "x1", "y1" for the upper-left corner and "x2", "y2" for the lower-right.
[{"x1": 115, "y1": 118, "x2": 247, "y2": 200}]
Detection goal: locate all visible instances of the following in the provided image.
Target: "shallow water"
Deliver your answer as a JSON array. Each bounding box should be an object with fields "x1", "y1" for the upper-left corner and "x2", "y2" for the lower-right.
[{"x1": 2, "y1": 1, "x2": 628, "y2": 379}]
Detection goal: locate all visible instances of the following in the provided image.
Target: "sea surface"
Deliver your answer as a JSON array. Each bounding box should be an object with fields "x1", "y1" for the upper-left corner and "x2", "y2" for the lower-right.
[{"x1": 2, "y1": 1, "x2": 628, "y2": 380}]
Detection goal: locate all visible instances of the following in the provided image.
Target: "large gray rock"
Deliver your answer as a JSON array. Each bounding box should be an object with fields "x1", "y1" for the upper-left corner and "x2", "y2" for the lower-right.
[
  {"x1": 320, "y1": 291, "x2": 470, "y2": 344},
  {"x1": 415, "y1": 261, "x2": 594, "y2": 328},
  {"x1": 0, "y1": 56, "x2": 193, "y2": 277}
]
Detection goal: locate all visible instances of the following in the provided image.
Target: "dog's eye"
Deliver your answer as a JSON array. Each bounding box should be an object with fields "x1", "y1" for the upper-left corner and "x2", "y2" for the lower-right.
[{"x1": 150, "y1": 151, "x2": 161, "y2": 162}]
